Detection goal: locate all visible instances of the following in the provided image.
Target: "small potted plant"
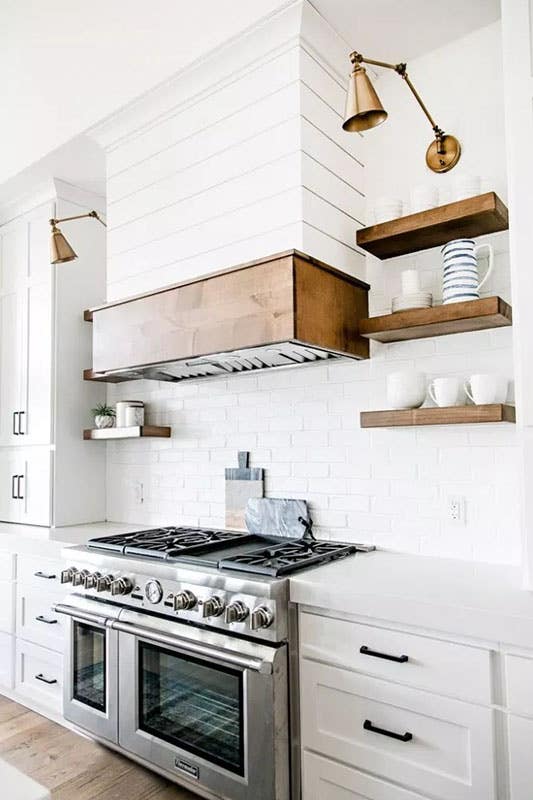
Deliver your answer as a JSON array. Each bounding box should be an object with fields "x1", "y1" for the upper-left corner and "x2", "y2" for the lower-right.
[{"x1": 92, "y1": 403, "x2": 116, "y2": 429}]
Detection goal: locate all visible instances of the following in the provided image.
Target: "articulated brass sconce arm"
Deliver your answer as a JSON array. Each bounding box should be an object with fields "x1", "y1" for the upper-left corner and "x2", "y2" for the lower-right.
[
  {"x1": 346, "y1": 51, "x2": 461, "y2": 173},
  {"x1": 49, "y1": 210, "x2": 107, "y2": 228}
]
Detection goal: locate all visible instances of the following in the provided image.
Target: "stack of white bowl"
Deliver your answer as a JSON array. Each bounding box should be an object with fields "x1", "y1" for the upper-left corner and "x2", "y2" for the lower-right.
[{"x1": 391, "y1": 269, "x2": 432, "y2": 313}]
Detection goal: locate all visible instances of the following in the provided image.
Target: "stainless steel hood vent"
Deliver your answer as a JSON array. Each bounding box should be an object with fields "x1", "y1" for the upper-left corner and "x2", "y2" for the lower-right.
[{"x1": 84, "y1": 251, "x2": 369, "y2": 385}]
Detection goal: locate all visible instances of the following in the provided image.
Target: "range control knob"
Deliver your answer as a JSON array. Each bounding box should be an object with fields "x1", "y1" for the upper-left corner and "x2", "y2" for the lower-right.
[
  {"x1": 174, "y1": 589, "x2": 197, "y2": 611},
  {"x1": 84, "y1": 572, "x2": 102, "y2": 590},
  {"x1": 110, "y1": 577, "x2": 133, "y2": 597},
  {"x1": 72, "y1": 569, "x2": 90, "y2": 587},
  {"x1": 96, "y1": 575, "x2": 114, "y2": 593},
  {"x1": 145, "y1": 580, "x2": 163, "y2": 604},
  {"x1": 201, "y1": 596, "x2": 225, "y2": 618},
  {"x1": 224, "y1": 601, "x2": 249, "y2": 624},
  {"x1": 251, "y1": 606, "x2": 274, "y2": 630},
  {"x1": 61, "y1": 567, "x2": 77, "y2": 584}
]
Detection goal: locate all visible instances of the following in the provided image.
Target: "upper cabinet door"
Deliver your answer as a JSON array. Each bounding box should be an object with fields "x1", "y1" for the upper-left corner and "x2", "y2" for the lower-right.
[
  {"x1": 0, "y1": 224, "x2": 28, "y2": 295},
  {"x1": 0, "y1": 290, "x2": 24, "y2": 446}
]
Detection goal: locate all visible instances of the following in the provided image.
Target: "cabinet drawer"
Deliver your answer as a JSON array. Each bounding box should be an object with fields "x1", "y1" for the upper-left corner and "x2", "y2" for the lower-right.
[
  {"x1": 0, "y1": 550, "x2": 15, "y2": 580},
  {"x1": 17, "y1": 553, "x2": 63, "y2": 590},
  {"x1": 300, "y1": 611, "x2": 491, "y2": 703},
  {"x1": 301, "y1": 660, "x2": 495, "y2": 800},
  {"x1": 0, "y1": 579, "x2": 15, "y2": 634},
  {"x1": 17, "y1": 587, "x2": 65, "y2": 652},
  {"x1": 0, "y1": 631, "x2": 14, "y2": 689},
  {"x1": 506, "y1": 653, "x2": 533, "y2": 716},
  {"x1": 15, "y1": 639, "x2": 62, "y2": 714},
  {"x1": 303, "y1": 751, "x2": 431, "y2": 800},
  {"x1": 509, "y1": 715, "x2": 533, "y2": 800}
]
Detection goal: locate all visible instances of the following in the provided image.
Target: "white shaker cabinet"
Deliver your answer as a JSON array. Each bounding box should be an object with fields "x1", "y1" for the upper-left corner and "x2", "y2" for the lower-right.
[{"x1": 0, "y1": 180, "x2": 106, "y2": 526}]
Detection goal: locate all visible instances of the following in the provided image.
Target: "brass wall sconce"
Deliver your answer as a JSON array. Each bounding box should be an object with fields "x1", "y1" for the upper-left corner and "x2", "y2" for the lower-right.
[
  {"x1": 49, "y1": 209, "x2": 107, "y2": 264},
  {"x1": 343, "y1": 51, "x2": 461, "y2": 173}
]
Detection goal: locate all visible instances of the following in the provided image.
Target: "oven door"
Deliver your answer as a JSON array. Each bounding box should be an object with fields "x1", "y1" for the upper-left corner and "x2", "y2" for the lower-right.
[
  {"x1": 115, "y1": 611, "x2": 289, "y2": 800},
  {"x1": 54, "y1": 598, "x2": 121, "y2": 743}
]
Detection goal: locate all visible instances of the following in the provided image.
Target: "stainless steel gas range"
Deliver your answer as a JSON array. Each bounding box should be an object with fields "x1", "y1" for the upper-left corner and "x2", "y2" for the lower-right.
[{"x1": 54, "y1": 525, "x2": 373, "y2": 800}]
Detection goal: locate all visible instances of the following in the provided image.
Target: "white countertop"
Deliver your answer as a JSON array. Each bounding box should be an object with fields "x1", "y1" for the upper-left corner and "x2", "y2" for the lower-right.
[
  {"x1": 290, "y1": 550, "x2": 533, "y2": 649},
  {"x1": 0, "y1": 521, "x2": 144, "y2": 558}
]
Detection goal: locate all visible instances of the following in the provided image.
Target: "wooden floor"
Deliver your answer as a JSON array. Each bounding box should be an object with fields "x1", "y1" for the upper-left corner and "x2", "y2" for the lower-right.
[{"x1": 0, "y1": 696, "x2": 198, "y2": 799}]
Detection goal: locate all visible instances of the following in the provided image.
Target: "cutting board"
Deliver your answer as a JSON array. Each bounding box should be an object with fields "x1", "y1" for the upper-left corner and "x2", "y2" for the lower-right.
[
  {"x1": 225, "y1": 452, "x2": 264, "y2": 530},
  {"x1": 245, "y1": 498, "x2": 311, "y2": 539}
]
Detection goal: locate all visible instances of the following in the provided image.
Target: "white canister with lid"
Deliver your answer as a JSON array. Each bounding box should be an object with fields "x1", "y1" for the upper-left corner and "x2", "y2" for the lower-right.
[{"x1": 116, "y1": 400, "x2": 144, "y2": 428}]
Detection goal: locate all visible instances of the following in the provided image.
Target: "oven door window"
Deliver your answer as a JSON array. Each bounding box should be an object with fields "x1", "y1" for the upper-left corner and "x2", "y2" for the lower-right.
[
  {"x1": 139, "y1": 641, "x2": 244, "y2": 775},
  {"x1": 73, "y1": 621, "x2": 106, "y2": 712}
]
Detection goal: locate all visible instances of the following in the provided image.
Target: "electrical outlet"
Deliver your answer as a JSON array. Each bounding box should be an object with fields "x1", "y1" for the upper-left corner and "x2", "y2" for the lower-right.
[{"x1": 447, "y1": 495, "x2": 466, "y2": 525}]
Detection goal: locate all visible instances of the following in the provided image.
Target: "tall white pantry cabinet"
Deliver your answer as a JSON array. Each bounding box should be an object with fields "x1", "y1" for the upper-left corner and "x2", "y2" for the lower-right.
[{"x1": 0, "y1": 179, "x2": 105, "y2": 527}]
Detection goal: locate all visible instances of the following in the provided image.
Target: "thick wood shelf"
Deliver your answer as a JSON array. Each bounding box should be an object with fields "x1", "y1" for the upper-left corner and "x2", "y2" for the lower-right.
[
  {"x1": 357, "y1": 192, "x2": 509, "y2": 259},
  {"x1": 83, "y1": 425, "x2": 171, "y2": 440},
  {"x1": 360, "y1": 404, "x2": 515, "y2": 428},
  {"x1": 360, "y1": 297, "x2": 512, "y2": 343}
]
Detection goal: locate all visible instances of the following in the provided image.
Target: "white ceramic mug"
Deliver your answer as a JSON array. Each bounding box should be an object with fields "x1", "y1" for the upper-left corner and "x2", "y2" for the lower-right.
[
  {"x1": 386, "y1": 371, "x2": 426, "y2": 410},
  {"x1": 401, "y1": 269, "x2": 420, "y2": 295},
  {"x1": 464, "y1": 374, "x2": 505, "y2": 405},
  {"x1": 373, "y1": 197, "x2": 403, "y2": 224},
  {"x1": 428, "y1": 377, "x2": 463, "y2": 407},
  {"x1": 409, "y1": 185, "x2": 438, "y2": 214}
]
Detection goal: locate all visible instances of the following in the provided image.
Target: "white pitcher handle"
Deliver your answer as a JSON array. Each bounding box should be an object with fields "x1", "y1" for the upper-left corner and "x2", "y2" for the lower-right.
[
  {"x1": 464, "y1": 380, "x2": 474, "y2": 403},
  {"x1": 474, "y1": 243, "x2": 494, "y2": 292},
  {"x1": 428, "y1": 381, "x2": 438, "y2": 405}
]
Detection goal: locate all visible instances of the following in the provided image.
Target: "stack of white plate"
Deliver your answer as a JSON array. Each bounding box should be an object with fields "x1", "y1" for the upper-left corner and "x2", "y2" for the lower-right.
[{"x1": 391, "y1": 292, "x2": 433, "y2": 313}]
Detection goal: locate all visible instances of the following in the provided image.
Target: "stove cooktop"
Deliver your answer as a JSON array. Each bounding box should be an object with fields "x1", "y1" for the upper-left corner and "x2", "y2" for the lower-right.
[{"x1": 87, "y1": 526, "x2": 373, "y2": 577}]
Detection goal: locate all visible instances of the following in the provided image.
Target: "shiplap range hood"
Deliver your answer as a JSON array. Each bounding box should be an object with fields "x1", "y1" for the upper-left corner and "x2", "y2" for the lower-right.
[{"x1": 84, "y1": 250, "x2": 370, "y2": 384}]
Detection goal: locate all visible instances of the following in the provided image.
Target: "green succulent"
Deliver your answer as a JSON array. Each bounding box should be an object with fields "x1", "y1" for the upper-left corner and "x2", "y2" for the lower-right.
[{"x1": 91, "y1": 403, "x2": 116, "y2": 417}]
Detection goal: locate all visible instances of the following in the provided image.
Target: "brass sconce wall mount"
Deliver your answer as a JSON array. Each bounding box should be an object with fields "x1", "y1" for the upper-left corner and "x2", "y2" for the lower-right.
[
  {"x1": 343, "y1": 51, "x2": 461, "y2": 173},
  {"x1": 49, "y1": 209, "x2": 107, "y2": 264}
]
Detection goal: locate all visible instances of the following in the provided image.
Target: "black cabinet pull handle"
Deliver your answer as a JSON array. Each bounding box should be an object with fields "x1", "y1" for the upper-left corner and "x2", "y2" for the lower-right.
[
  {"x1": 360, "y1": 645, "x2": 408, "y2": 663},
  {"x1": 363, "y1": 719, "x2": 412, "y2": 742},
  {"x1": 12, "y1": 411, "x2": 18, "y2": 436},
  {"x1": 35, "y1": 615, "x2": 58, "y2": 625},
  {"x1": 34, "y1": 572, "x2": 57, "y2": 580},
  {"x1": 35, "y1": 673, "x2": 58, "y2": 685},
  {"x1": 18, "y1": 410, "x2": 25, "y2": 435},
  {"x1": 17, "y1": 475, "x2": 24, "y2": 500},
  {"x1": 11, "y1": 475, "x2": 17, "y2": 499}
]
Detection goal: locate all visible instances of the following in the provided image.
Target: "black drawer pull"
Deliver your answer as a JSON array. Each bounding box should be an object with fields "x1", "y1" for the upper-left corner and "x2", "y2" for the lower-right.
[
  {"x1": 35, "y1": 673, "x2": 57, "y2": 685},
  {"x1": 363, "y1": 719, "x2": 412, "y2": 742},
  {"x1": 35, "y1": 615, "x2": 58, "y2": 625},
  {"x1": 34, "y1": 571, "x2": 57, "y2": 580},
  {"x1": 360, "y1": 645, "x2": 408, "y2": 663}
]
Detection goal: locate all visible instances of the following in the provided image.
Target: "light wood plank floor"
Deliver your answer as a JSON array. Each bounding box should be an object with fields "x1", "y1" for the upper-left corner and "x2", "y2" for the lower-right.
[{"x1": 0, "y1": 696, "x2": 198, "y2": 799}]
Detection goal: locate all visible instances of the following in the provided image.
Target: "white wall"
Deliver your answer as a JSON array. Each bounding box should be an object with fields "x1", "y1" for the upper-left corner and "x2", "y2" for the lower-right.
[
  {"x1": 0, "y1": 0, "x2": 287, "y2": 186},
  {"x1": 98, "y1": 6, "x2": 520, "y2": 564}
]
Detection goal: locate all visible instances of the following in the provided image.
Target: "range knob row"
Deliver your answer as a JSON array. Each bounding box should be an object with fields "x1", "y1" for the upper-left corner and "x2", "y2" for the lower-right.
[{"x1": 61, "y1": 567, "x2": 130, "y2": 596}]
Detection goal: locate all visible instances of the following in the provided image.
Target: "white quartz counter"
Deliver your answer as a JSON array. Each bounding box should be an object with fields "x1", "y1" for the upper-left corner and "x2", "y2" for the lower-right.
[
  {"x1": 0, "y1": 521, "x2": 144, "y2": 558},
  {"x1": 290, "y1": 550, "x2": 533, "y2": 649}
]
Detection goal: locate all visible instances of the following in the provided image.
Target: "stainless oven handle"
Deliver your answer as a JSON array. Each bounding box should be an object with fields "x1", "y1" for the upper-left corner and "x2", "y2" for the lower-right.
[
  {"x1": 112, "y1": 619, "x2": 273, "y2": 675},
  {"x1": 53, "y1": 602, "x2": 110, "y2": 627}
]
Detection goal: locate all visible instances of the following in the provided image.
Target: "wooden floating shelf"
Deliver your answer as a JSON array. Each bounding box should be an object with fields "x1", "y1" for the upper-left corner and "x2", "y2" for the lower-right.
[
  {"x1": 360, "y1": 404, "x2": 516, "y2": 428},
  {"x1": 360, "y1": 296, "x2": 512, "y2": 343},
  {"x1": 357, "y1": 192, "x2": 509, "y2": 259},
  {"x1": 83, "y1": 425, "x2": 171, "y2": 440}
]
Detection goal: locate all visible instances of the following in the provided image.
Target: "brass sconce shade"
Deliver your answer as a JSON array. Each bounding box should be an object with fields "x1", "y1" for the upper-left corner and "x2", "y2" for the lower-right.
[
  {"x1": 49, "y1": 209, "x2": 107, "y2": 265},
  {"x1": 50, "y1": 224, "x2": 77, "y2": 264},
  {"x1": 342, "y1": 65, "x2": 387, "y2": 133},
  {"x1": 342, "y1": 50, "x2": 461, "y2": 173}
]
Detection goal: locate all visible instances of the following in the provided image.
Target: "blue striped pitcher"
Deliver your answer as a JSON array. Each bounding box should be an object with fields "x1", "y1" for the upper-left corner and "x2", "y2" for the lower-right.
[{"x1": 441, "y1": 239, "x2": 494, "y2": 305}]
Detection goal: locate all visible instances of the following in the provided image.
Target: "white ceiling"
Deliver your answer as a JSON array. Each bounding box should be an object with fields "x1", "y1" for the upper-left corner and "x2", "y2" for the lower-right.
[{"x1": 311, "y1": 0, "x2": 500, "y2": 62}]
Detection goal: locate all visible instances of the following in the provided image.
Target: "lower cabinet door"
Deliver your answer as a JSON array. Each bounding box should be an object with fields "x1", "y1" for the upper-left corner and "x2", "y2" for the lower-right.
[
  {"x1": 0, "y1": 632, "x2": 14, "y2": 689},
  {"x1": 303, "y1": 751, "x2": 432, "y2": 800},
  {"x1": 509, "y1": 715, "x2": 533, "y2": 799},
  {"x1": 15, "y1": 639, "x2": 63, "y2": 715},
  {"x1": 300, "y1": 659, "x2": 495, "y2": 800},
  {"x1": 19, "y1": 448, "x2": 51, "y2": 526},
  {"x1": 0, "y1": 579, "x2": 15, "y2": 634}
]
